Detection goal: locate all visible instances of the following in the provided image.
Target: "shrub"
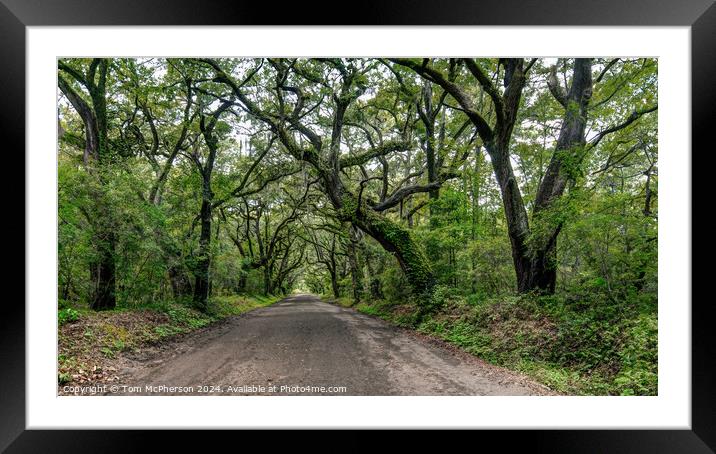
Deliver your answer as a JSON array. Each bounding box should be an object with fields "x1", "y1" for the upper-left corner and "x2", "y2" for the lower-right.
[{"x1": 58, "y1": 307, "x2": 80, "y2": 325}]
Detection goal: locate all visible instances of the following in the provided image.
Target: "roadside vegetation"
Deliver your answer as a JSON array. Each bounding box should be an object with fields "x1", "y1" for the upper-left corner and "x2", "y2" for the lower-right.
[
  {"x1": 327, "y1": 288, "x2": 656, "y2": 395},
  {"x1": 58, "y1": 294, "x2": 280, "y2": 387}
]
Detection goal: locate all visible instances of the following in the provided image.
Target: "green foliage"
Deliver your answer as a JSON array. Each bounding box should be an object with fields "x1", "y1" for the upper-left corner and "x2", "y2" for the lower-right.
[
  {"x1": 355, "y1": 303, "x2": 382, "y2": 317},
  {"x1": 58, "y1": 372, "x2": 72, "y2": 385},
  {"x1": 613, "y1": 313, "x2": 658, "y2": 395},
  {"x1": 166, "y1": 305, "x2": 213, "y2": 329},
  {"x1": 58, "y1": 308, "x2": 80, "y2": 325},
  {"x1": 381, "y1": 265, "x2": 411, "y2": 302},
  {"x1": 427, "y1": 284, "x2": 465, "y2": 313},
  {"x1": 153, "y1": 324, "x2": 183, "y2": 338},
  {"x1": 207, "y1": 294, "x2": 282, "y2": 318}
]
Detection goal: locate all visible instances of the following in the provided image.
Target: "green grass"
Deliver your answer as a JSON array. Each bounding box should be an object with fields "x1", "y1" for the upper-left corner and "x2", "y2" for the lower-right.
[
  {"x1": 209, "y1": 294, "x2": 283, "y2": 318},
  {"x1": 320, "y1": 295, "x2": 354, "y2": 308}
]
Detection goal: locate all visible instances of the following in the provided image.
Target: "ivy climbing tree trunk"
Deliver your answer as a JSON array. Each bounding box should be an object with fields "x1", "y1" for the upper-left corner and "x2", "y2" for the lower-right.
[{"x1": 346, "y1": 200, "x2": 435, "y2": 295}]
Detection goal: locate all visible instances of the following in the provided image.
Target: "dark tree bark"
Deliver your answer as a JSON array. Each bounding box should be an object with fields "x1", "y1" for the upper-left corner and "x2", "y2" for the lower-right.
[
  {"x1": 393, "y1": 58, "x2": 601, "y2": 294},
  {"x1": 523, "y1": 58, "x2": 593, "y2": 293},
  {"x1": 359, "y1": 243, "x2": 383, "y2": 300},
  {"x1": 193, "y1": 195, "x2": 213, "y2": 308},
  {"x1": 236, "y1": 270, "x2": 248, "y2": 293},
  {"x1": 418, "y1": 80, "x2": 441, "y2": 214},
  {"x1": 191, "y1": 100, "x2": 232, "y2": 311},
  {"x1": 90, "y1": 228, "x2": 116, "y2": 311},
  {"x1": 330, "y1": 270, "x2": 340, "y2": 299},
  {"x1": 59, "y1": 59, "x2": 117, "y2": 310},
  {"x1": 168, "y1": 263, "x2": 193, "y2": 298},
  {"x1": 346, "y1": 226, "x2": 364, "y2": 303},
  {"x1": 263, "y1": 264, "x2": 273, "y2": 295}
]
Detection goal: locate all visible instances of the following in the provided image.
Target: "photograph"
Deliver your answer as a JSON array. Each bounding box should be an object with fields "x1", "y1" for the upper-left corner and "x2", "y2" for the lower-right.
[
  {"x1": 6, "y1": 0, "x2": 710, "y2": 445},
  {"x1": 56, "y1": 56, "x2": 659, "y2": 397}
]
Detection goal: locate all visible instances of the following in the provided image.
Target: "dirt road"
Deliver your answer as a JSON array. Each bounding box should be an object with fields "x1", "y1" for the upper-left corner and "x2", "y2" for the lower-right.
[{"x1": 110, "y1": 294, "x2": 552, "y2": 395}]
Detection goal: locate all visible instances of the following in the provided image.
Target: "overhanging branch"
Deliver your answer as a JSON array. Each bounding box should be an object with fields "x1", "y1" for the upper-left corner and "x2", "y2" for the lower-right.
[
  {"x1": 339, "y1": 140, "x2": 409, "y2": 169},
  {"x1": 588, "y1": 105, "x2": 658, "y2": 150}
]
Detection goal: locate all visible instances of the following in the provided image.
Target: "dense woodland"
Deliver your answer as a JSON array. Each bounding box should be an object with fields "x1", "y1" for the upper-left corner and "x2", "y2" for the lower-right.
[{"x1": 58, "y1": 57, "x2": 657, "y2": 394}]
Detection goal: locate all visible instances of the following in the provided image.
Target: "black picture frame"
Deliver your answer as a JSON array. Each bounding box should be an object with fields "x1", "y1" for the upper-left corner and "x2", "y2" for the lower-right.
[{"x1": 4, "y1": 0, "x2": 713, "y2": 451}]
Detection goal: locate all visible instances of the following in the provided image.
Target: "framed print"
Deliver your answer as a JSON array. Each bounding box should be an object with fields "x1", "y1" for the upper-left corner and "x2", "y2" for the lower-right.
[{"x1": 4, "y1": 0, "x2": 714, "y2": 450}]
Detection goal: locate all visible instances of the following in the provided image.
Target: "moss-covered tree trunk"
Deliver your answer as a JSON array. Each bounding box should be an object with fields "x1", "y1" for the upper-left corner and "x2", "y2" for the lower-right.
[{"x1": 340, "y1": 199, "x2": 435, "y2": 295}]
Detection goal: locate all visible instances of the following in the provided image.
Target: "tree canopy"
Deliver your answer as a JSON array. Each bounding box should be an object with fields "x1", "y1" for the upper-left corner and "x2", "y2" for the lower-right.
[{"x1": 58, "y1": 57, "x2": 657, "y2": 310}]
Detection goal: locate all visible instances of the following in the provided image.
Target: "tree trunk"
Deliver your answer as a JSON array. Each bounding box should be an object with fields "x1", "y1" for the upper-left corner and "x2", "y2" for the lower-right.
[
  {"x1": 492, "y1": 58, "x2": 592, "y2": 294},
  {"x1": 192, "y1": 100, "x2": 229, "y2": 310},
  {"x1": 349, "y1": 203, "x2": 435, "y2": 295},
  {"x1": 59, "y1": 59, "x2": 117, "y2": 311},
  {"x1": 263, "y1": 265, "x2": 272, "y2": 295},
  {"x1": 487, "y1": 142, "x2": 534, "y2": 292},
  {"x1": 89, "y1": 229, "x2": 116, "y2": 310},
  {"x1": 193, "y1": 197, "x2": 212, "y2": 310},
  {"x1": 521, "y1": 58, "x2": 592, "y2": 294},
  {"x1": 519, "y1": 228, "x2": 560, "y2": 293},
  {"x1": 360, "y1": 243, "x2": 383, "y2": 300},
  {"x1": 169, "y1": 264, "x2": 192, "y2": 299},
  {"x1": 420, "y1": 79, "x2": 440, "y2": 223},
  {"x1": 346, "y1": 230, "x2": 364, "y2": 303},
  {"x1": 328, "y1": 267, "x2": 340, "y2": 299},
  {"x1": 237, "y1": 272, "x2": 248, "y2": 293}
]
